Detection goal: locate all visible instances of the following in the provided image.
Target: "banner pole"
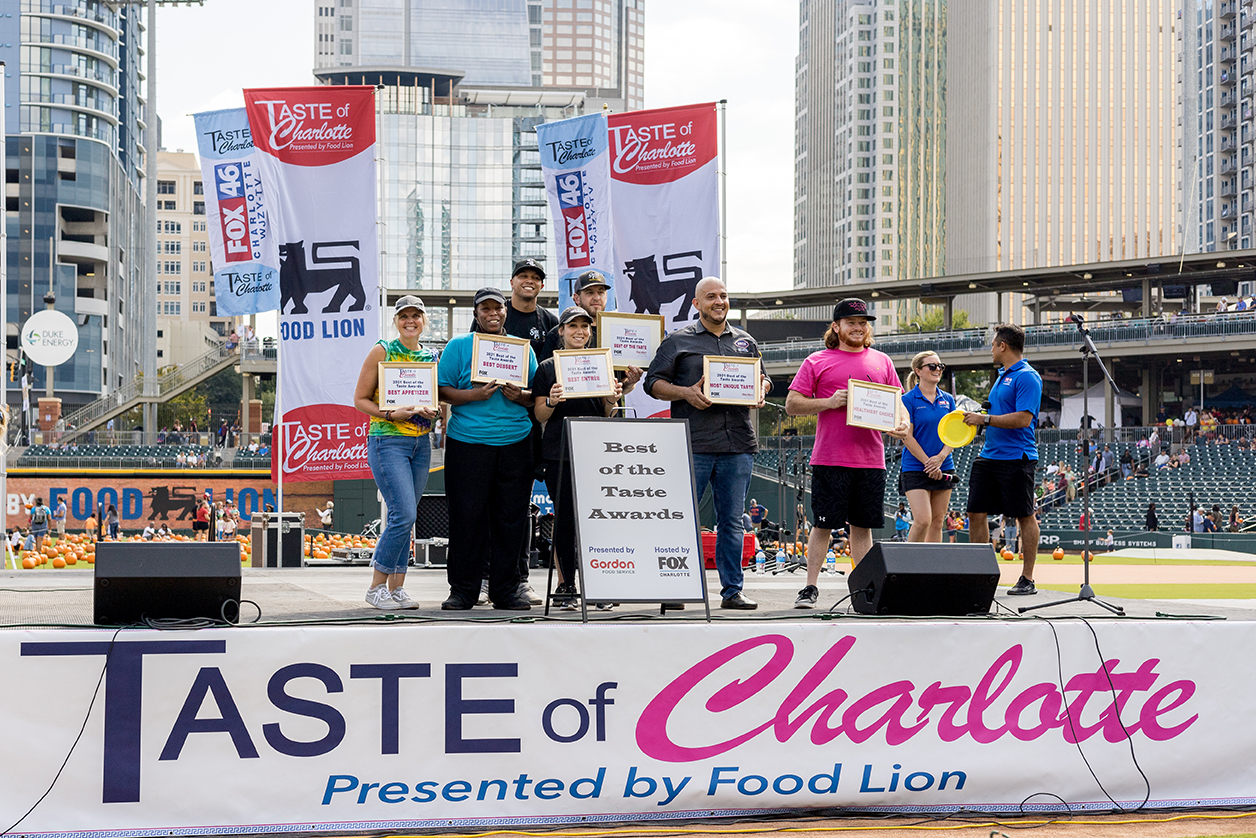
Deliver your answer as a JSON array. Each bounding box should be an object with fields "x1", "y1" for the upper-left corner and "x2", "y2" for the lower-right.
[
  {"x1": 718, "y1": 99, "x2": 728, "y2": 283},
  {"x1": 276, "y1": 326, "x2": 283, "y2": 519}
]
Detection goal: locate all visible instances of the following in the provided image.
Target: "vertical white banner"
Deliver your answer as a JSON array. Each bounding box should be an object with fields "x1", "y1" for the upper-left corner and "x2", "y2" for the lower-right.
[
  {"x1": 608, "y1": 103, "x2": 720, "y2": 418},
  {"x1": 537, "y1": 113, "x2": 616, "y2": 311},
  {"x1": 244, "y1": 87, "x2": 380, "y2": 482},
  {"x1": 191, "y1": 108, "x2": 281, "y2": 316}
]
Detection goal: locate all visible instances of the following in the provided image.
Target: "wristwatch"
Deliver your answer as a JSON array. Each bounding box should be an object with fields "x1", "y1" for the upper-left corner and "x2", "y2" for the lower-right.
[{"x1": 984, "y1": 414, "x2": 991, "y2": 425}]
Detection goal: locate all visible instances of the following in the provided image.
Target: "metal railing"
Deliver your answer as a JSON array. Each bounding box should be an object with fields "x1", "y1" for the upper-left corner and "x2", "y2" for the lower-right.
[
  {"x1": 759, "y1": 312, "x2": 1256, "y2": 366},
  {"x1": 57, "y1": 340, "x2": 234, "y2": 437}
]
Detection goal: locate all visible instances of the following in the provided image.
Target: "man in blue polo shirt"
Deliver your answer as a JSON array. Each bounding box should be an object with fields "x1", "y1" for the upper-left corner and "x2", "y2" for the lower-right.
[{"x1": 962, "y1": 323, "x2": 1043, "y2": 595}]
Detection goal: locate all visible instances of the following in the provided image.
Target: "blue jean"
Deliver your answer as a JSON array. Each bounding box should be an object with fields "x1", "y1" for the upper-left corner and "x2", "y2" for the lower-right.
[
  {"x1": 367, "y1": 434, "x2": 433, "y2": 575},
  {"x1": 691, "y1": 452, "x2": 753, "y2": 599}
]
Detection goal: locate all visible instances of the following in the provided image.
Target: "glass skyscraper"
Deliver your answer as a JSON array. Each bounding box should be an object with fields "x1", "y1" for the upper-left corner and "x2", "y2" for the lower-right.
[{"x1": 4, "y1": 1, "x2": 148, "y2": 409}]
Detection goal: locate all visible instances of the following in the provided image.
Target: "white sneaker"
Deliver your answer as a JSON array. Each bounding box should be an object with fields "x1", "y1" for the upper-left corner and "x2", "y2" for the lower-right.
[
  {"x1": 391, "y1": 588, "x2": 420, "y2": 610},
  {"x1": 477, "y1": 580, "x2": 490, "y2": 605},
  {"x1": 519, "y1": 582, "x2": 543, "y2": 605},
  {"x1": 366, "y1": 584, "x2": 401, "y2": 610}
]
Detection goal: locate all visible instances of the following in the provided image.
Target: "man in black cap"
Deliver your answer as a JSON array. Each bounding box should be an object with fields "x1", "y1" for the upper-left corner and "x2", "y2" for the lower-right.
[
  {"x1": 502, "y1": 259, "x2": 558, "y2": 603},
  {"x1": 436, "y1": 287, "x2": 538, "y2": 611},
  {"x1": 540, "y1": 270, "x2": 643, "y2": 390},
  {"x1": 785, "y1": 298, "x2": 908, "y2": 608},
  {"x1": 644, "y1": 277, "x2": 771, "y2": 610},
  {"x1": 505, "y1": 258, "x2": 558, "y2": 359}
]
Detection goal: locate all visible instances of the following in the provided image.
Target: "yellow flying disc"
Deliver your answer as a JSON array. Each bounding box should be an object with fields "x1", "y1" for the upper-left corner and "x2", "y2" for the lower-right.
[{"x1": 938, "y1": 410, "x2": 977, "y2": 448}]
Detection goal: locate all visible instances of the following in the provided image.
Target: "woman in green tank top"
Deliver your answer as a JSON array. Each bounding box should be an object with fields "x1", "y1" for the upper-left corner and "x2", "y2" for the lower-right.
[{"x1": 353, "y1": 296, "x2": 441, "y2": 610}]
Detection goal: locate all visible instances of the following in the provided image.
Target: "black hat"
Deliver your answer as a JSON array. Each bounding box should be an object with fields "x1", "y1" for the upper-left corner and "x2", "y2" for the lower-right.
[
  {"x1": 573, "y1": 270, "x2": 611, "y2": 294},
  {"x1": 558, "y1": 305, "x2": 594, "y2": 326},
  {"x1": 512, "y1": 258, "x2": 546, "y2": 280},
  {"x1": 473, "y1": 287, "x2": 507, "y2": 308},
  {"x1": 833, "y1": 298, "x2": 876, "y2": 321}
]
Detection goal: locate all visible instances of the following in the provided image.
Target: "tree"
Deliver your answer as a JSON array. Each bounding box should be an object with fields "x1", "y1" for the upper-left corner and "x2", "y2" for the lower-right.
[{"x1": 898, "y1": 306, "x2": 975, "y2": 333}]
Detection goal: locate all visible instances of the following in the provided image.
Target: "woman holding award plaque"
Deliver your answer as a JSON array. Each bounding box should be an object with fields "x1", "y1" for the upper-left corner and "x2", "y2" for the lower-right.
[
  {"x1": 353, "y1": 295, "x2": 440, "y2": 610},
  {"x1": 532, "y1": 306, "x2": 623, "y2": 609},
  {"x1": 898, "y1": 351, "x2": 956, "y2": 543}
]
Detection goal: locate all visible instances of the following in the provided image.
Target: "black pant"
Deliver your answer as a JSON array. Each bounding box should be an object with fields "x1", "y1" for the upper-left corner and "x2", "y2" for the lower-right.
[
  {"x1": 543, "y1": 458, "x2": 577, "y2": 586},
  {"x1": 446, "y1": 436, "x2": 534, "y2": 605}
]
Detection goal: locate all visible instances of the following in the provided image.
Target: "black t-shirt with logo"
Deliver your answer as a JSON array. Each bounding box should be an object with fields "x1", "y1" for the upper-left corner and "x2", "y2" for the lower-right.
[
  {"x1": 531, "y1": 358, "x2": 608, "y2": 461},
  {"x1": 505, "y1": 302, "x2": 558, "y2": 359}
]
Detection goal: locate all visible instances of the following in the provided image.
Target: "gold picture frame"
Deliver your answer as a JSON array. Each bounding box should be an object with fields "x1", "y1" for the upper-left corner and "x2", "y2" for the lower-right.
[
  {"x1": 553, "y1": 348, "x2": 616, "y2": 399},
  {"x1": 846, "y1": 378, "x2": 903, "y2": 432},
  {"x1": 377, "y1": 361, "x2": 439, "y2": 409},
  {"x1": 702, "y1": 355, "x2": 762, "y2": 406},
  {"x1": 596, "y1": 310, "x2": 665, "y2": 370},
  {"x1": 470, "y1": 332, "x2": 531, "y2": 387}
]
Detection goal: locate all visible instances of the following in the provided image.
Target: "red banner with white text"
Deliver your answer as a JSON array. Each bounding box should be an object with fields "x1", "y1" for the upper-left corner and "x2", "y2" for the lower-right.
[
  {"x1": 608, "y1": 103, "x2": 720, "y2": 419},
  {"x1": 244, "y1": 87, "x2": 380, "y2": 482}
]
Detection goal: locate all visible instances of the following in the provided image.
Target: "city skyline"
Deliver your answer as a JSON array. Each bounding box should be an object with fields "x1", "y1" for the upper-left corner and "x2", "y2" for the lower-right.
[{"x1": 154, "y1": 0, "x2": 796, "y2": 295}]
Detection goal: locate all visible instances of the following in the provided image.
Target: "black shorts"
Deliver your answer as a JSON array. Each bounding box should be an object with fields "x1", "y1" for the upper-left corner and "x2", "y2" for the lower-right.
[
  {"x1": 193, "y1": 521, "x2": 209, "y2": 531},
  {"x1": 966, "y1": 456, "x2": 1037, "y2": 520},
  {"x1": 898, "y1": 470, "x2": 956, "y2": 494},
  {"x1": 811, "y1": 465, "x2": 886, "y2": 531}
]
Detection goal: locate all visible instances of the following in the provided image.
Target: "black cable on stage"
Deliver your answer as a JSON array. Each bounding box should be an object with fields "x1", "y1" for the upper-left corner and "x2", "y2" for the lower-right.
[
  {"x1": 1035, "y1": 615, "x2": 1152, "y2": 813},
  {"x1": 1, "y1": 627, "x2": 122, "y2": 838}
]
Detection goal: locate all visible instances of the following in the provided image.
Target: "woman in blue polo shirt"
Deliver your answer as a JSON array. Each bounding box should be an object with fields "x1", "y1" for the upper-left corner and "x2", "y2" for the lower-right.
[{"x1": 899, "y1": 351, "x2": 955, "y2": 542}]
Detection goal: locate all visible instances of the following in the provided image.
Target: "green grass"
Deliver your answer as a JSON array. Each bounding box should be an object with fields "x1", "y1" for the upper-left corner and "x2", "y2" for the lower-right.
[
  {"x1": 1020, "y1": 553, "x2": 1256, "y2": 567},
  {"x1": 1035, "y1": 583, "x2": 1256, "y2": 599}
]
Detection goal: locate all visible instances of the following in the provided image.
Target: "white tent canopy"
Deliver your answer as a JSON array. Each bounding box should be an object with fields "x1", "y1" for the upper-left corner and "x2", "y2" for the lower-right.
[{"x1": 1059, "y1": 382, "x2": 1142, "y2": 429}]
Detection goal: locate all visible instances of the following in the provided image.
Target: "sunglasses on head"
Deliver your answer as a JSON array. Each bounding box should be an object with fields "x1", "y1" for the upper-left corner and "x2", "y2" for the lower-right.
[{"x1": 923, "y1": 362, "x2": 946, "y2": 372}]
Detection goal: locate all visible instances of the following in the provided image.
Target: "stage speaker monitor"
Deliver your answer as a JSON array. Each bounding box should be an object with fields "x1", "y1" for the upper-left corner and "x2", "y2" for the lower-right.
[
  {"x1": 94, "y1": 542, "x2": 242, "y2": 625},
  {"x1": 847, "y1": 542, "x2": 1000, "y2": 616}
]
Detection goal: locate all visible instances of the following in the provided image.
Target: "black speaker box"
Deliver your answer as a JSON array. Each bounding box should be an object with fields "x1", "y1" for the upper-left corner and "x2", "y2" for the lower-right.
[
  {"x1": 847, "y1": 542, "x2": 1000, "y2": 616},
  {"x1": 94, "y1": 543, "x2": 242, "y2": 625},
  {"x1": 415, "y1": 494, "x2": 448, "y2": 539}
]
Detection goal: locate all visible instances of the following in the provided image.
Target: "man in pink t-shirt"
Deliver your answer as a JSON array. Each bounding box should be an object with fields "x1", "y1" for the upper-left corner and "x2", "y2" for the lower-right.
[{"x1": 785, "y1": 298, "x2": 908, "y2": 608}]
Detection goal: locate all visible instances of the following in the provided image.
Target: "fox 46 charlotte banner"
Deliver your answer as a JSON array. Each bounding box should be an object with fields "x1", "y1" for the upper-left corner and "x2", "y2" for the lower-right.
[
  {"x1": 243, "y1": 86, "x2": 380, "y2": 482},
  {"x1": 191, "y1": 108, "x2": 281, "y2": 316},
  {"x1": 536, "y1": 112, "x2": 616, "y2": 311},
  {"x1": 0, "y1": 621, "x2": 1252, "y2": 837}
]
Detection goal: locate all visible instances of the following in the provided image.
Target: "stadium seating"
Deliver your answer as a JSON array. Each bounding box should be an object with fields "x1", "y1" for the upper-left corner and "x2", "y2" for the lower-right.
[{"x1": 16, "y1": 444, "x2": 218, "y2": 470}]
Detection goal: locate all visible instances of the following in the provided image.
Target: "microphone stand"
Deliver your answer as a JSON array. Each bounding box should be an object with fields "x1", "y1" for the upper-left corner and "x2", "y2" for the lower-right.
[{"x1": 1020, "y1": 316, "x2": 1125, "y2": 616}]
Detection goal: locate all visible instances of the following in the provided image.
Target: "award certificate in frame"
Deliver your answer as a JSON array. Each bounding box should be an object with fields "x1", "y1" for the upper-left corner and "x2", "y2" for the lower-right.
[
  {"x1": 554, "y1": 348, "x2": 616, "y2": 398},
  {"x1": 702, "y1": 356, "x2": 762, "y2": 406},
  {"x1": 846, "y1": 378, "x2": 903, "y2": 432},
  {"x1": 377, "y1": 361, "x2": 438, "y2": 409},
  {"x1": 470, "y1": 332, "x2": 531, "y2": 387},
  {"x1": 596, "y1": 311, "x2": 664, "y2": 370}
]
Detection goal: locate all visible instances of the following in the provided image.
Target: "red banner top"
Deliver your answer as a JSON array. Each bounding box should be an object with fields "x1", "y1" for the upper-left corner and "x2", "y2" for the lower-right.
[
  {"x1": 607, "y1": 102, "x2": 718, "y2": 185},
  {"x1": 243, "y1": 86, "x2": 376, "y2": 167}
]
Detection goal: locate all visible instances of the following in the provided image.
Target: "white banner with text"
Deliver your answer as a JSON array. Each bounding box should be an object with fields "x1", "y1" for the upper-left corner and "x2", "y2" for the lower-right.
[
  {"x1": 243, "y1": 86, "x2": 380, "y2": 483},
  {"x1": 2, "y1": 620, "x2": 1253, "y2": 836}
]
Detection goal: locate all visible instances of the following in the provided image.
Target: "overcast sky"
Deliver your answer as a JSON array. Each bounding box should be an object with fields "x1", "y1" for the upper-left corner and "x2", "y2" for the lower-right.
[{"x1": 158, "y1": 0, "x2": 798, "y2": 298}]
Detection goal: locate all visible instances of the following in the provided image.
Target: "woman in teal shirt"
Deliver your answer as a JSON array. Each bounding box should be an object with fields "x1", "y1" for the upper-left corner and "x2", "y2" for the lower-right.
[{"x1": 353, "y1": 295, "x2": 440, "y2": 610}]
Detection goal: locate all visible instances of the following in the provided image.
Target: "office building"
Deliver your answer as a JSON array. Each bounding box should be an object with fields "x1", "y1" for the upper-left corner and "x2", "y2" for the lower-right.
[
  {"x1": 314, "y1": 0, "x2": 643, "y2": 111},
  {"x1": 537, "y1": 0, "x2": 645, "y2": 111},
  {"x1": 946, "y1": 1, "x2": 1180, "y2": 322},
  {"x1": 4, "y1": 0, "x2": 148, "y2": 415},
  {"x1": 1183, "y1": 0, "x2": 1255, "y2": 255},
  {"x1": 317, "y1": 68, "x2": 583, "y2": 339},
  {"x1": 793, "y1": 0, "x2": 944, "y2": 324},
  {"x1": 154, "y1": 150, "x2": 231, "y2": 367}
]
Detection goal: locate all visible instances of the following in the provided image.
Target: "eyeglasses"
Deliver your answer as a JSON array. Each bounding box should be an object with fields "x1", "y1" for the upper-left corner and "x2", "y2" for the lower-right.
[{"x1": 923, "y1": 363, "x2": 946, "y2": 372}]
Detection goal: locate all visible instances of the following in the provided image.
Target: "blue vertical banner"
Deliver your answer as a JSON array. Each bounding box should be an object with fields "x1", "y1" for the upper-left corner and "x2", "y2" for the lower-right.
[
  {"x1": 192, "y1": 108, "x2": 281, "y2": 315},
  {"x1": 536, "y1": 113, "x2": 616, "y2": 311}
]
